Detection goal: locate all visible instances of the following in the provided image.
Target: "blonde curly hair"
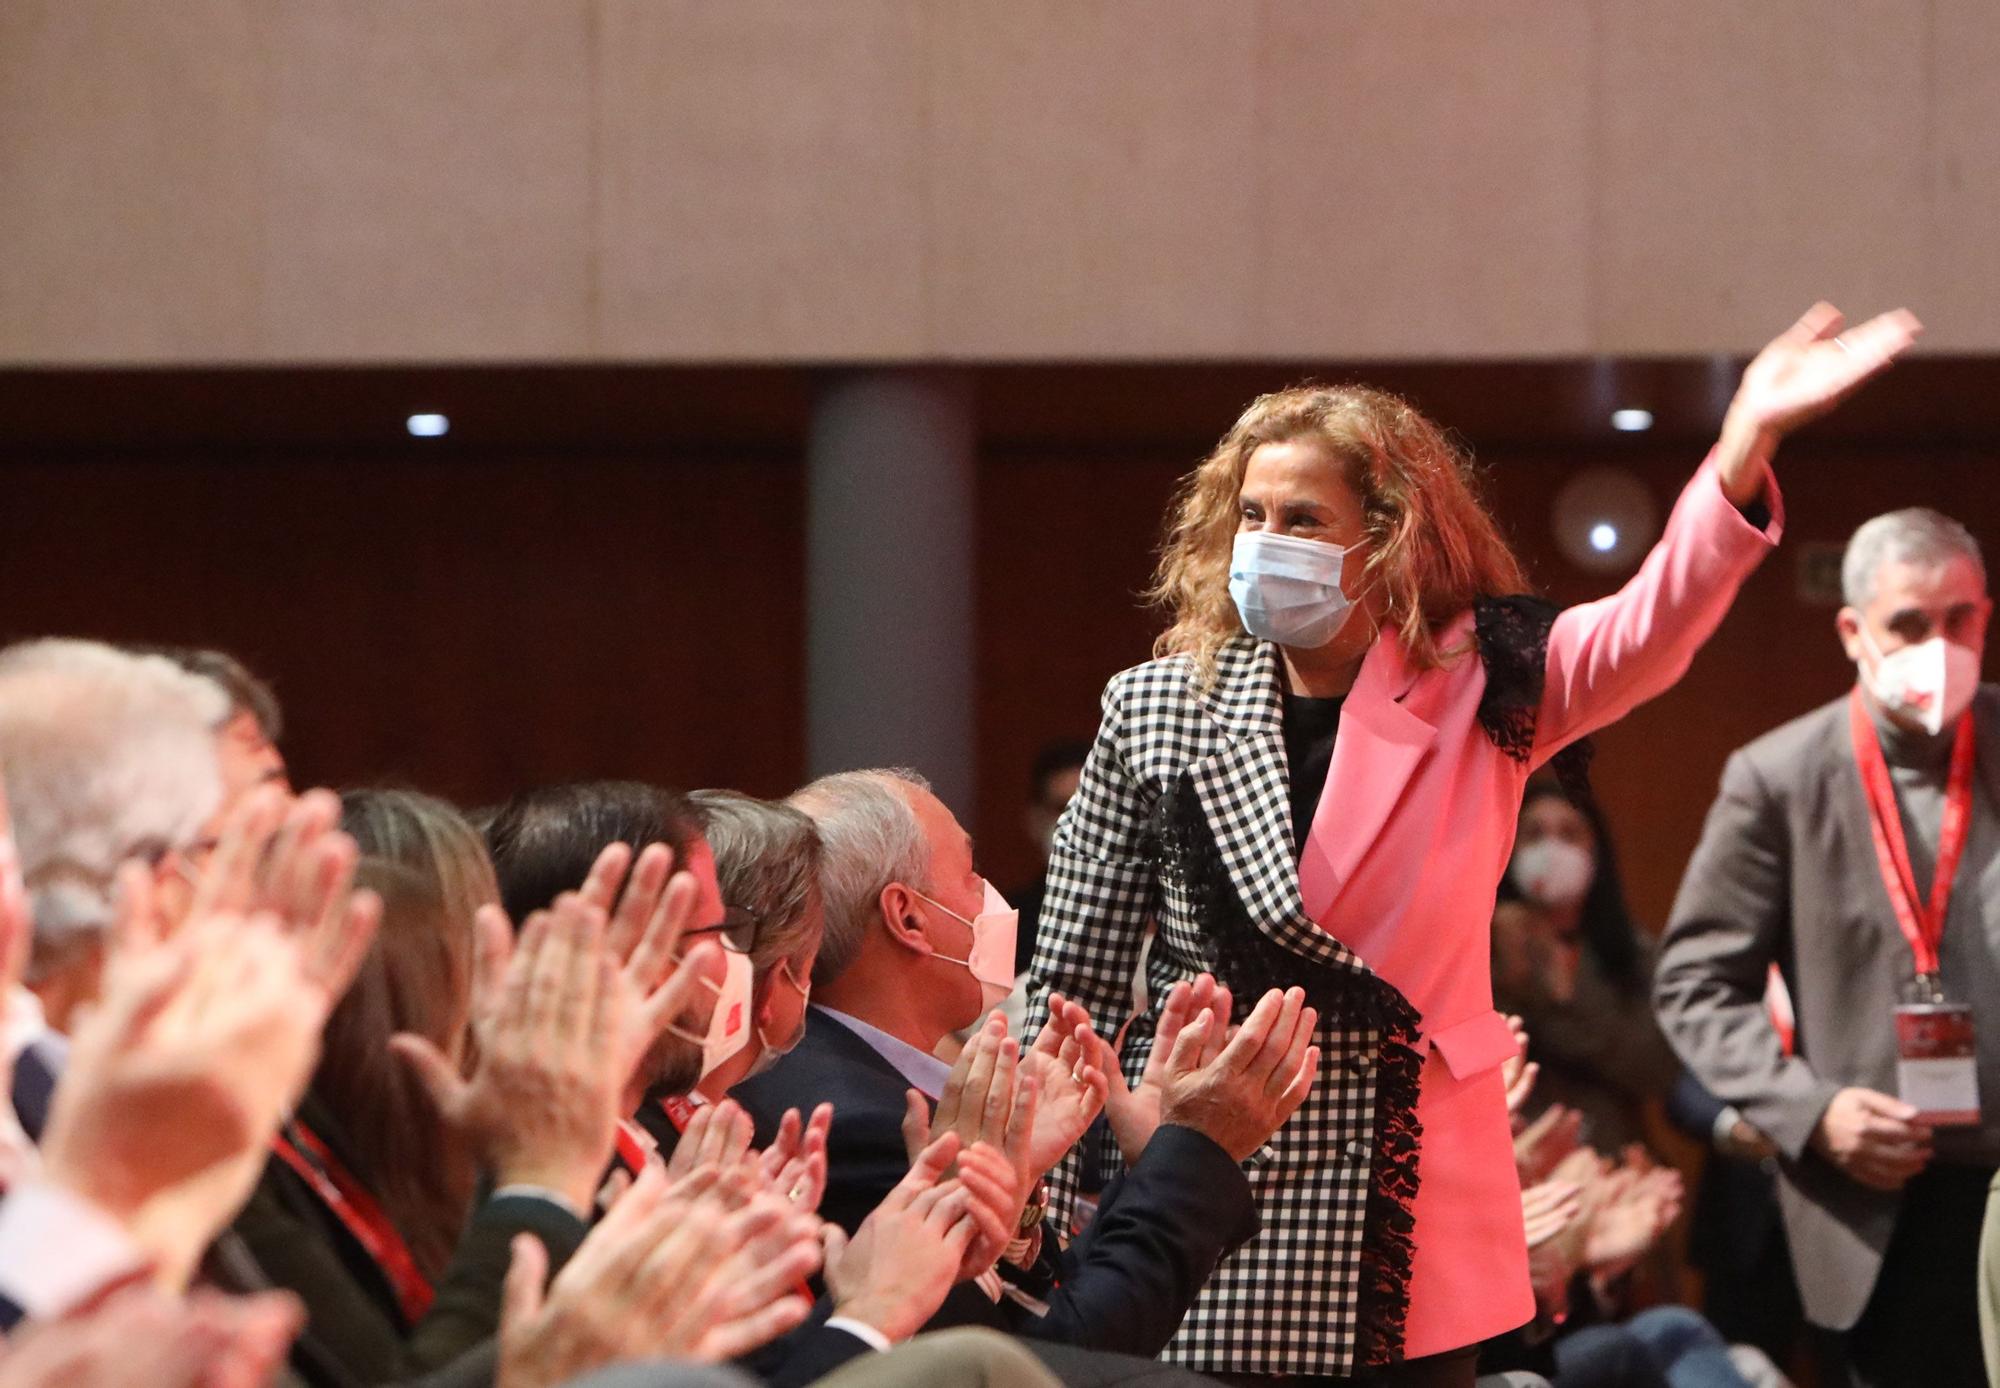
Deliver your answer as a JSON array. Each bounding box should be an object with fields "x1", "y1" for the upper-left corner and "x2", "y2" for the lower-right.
[{"x1": 1150, "y1": 384, "x2": 1527, "y2": 686}]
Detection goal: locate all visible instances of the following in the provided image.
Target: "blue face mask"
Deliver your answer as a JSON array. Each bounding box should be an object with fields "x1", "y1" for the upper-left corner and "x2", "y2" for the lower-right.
[{"x1": 1228, "y1": 531, "x2": 1355, "y2": 648}]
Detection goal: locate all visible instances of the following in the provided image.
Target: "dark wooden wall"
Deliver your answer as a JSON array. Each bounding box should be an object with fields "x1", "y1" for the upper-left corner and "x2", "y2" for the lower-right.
[{"x1": 3, "y1": 362, "x2": 1994, "y2": 927}]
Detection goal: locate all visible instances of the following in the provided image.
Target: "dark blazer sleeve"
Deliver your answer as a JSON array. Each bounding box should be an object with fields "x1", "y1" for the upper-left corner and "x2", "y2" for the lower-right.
[
  {"x1": 740, "y1": 1299, "x2": 876, "y2": 1388},
  {"x1": 233, "y1": 1165, "x2": 587, "y2": 1386},
  {"x1": 1665, "y1": 1069, "x2": 1729, "y2": 1140},
  {"x1": 408, "y1": 1194, "x2": 587, "y2": 1372},
  {"x1": 1654, "y1": 748, "x2": 1840, "y2": 1159},
  {"x1": 1013, "y1": 1123, "x2": 1257, "y2": 1358}
]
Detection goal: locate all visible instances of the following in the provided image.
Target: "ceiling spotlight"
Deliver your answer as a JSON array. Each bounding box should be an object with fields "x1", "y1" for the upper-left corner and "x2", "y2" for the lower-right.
[
  {"x1": 1553, "y1": 468, "x2": 1658, "y2": 573},
  {"x1": 406, "y1": 412, "x2": 450, "y2": 438},
  {"x1": 1610, "y1": 408, "x2": 1653, "y2": 433}
]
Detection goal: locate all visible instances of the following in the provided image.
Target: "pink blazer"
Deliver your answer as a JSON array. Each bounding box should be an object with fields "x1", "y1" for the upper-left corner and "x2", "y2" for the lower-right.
[{"x1": 1296, "y1": 456, "x2": 1781, "y2": 1355}]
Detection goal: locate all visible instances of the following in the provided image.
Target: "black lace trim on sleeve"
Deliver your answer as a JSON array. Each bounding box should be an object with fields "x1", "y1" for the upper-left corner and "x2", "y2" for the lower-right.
[
  {"x1": 1146, "y1": 774, "x2": 1424, "y2": 1367},
  {"x1": 1473, "y1": 594, "x2": 1595, "y2": 806}
]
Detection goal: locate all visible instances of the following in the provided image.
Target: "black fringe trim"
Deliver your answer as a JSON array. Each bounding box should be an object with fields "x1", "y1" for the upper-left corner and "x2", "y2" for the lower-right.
[
  {"x1": 1473, "y1": 594, "x2": 1595, "y2": 806},
  {"x1": 1147, "y1": 775, "x2": 1425, "y2": 1365}
]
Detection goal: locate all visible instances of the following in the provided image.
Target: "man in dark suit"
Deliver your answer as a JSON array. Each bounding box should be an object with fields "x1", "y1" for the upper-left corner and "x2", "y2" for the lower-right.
[
  {"x1": 1656, "y1": 507, "x2": 2000, "y2": 1388},
  {"x1": 736, "y1": 768, "x2": 1314, "y2": 1374}
]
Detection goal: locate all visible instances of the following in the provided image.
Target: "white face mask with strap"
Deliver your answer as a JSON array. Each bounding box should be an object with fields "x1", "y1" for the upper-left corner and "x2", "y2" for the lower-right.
[
  {"x1": 1228, "y1": 531, "x2": 1356, "y2": 648},
  {"x1": 1858, "y1": 623, "x2": 1980, "y2": 736}
]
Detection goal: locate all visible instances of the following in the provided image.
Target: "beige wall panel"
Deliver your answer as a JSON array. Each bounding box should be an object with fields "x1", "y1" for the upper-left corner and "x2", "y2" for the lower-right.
[
  {"x1": 260, "y1": 2, "x2": 593, "y2": 361},
  {"x1": 1929, "y1": 0, "x2": 2000, "y2": 353},
  {"x1": 1253, "y1": 1, "x2": 1594, "y2": 359},
  {"x1": 595, "y1": 0, "x2": 929, "y2": 360},
  {"x1": 0, "y1": 1, "x2": 266, "y2": 363},
  {"x1": 1595, "y1": 2, "x2": 1930, "y2": 355},
  {"x1": 923, "y1": 2, "x2": 1260, "y2": 358}
]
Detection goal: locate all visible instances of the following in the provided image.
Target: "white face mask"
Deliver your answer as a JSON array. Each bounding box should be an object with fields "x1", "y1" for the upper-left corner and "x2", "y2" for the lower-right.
[
  {"x1": 1509, "y1": 838, "x2": 1595, "y2": 910},
  {"x1": 1858, "y1": 624, "x2": 1980, "y2": 737},
  {"x1": 915, "y1": 880, "x2": 1018, "y2": 1011},
  {"x1": 1228, "y1": 531, "x2": 1355, "y2": 649},
  {"x1": 746, "y1": 958, "x2": 811, "y2": 1080},
  {"x1": 694, "y1": 946, "x2": 756, "y2": 1082}
]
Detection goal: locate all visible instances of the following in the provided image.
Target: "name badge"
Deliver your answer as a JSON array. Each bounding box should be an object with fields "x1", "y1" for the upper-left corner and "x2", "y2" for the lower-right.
[{"x1": 1894, "y1": 1000, "x2": 1981, "y2": 1126}]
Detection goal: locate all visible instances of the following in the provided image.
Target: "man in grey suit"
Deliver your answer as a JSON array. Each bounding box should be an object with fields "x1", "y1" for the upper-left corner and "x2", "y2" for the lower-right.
[{"x1": 1656, "y1": 507, "x2": 1998, "y2": 1388}]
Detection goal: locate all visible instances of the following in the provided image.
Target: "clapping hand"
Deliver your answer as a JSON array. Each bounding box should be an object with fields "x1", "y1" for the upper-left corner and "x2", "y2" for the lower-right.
[
  {"x1": 822, "y1": 1133, "x2": 981, "y2": 1344},
  {"x1": 1521, "y1": 1178, "x2": 1585, "y2": 1312},
  {"x1": 1499, "y1": 1014, "x2": 1537, "y2": 1123},
  {"x1": 1100, "y1": 974, "x2": 1234, "y2": 1165},
  {"x1": 40, "y1": 786, "x2": 381, "y2": 1288},
  {"x1": 1513, "y1": 1102, "x2": 1583, "y2": 1185},
  {"x1": 1155, "y1": 985, "x2": 1319, "y2": 1163},
  {"x1": 393, "y1": 893, "x2": 629, "y2": 1213},
  {"x1": 663, "y1": 1099, "x2": 831, "y2": 1215},
  {"x1": 498, "y1": 1162, "x2": 821, "y2": 1387},
  {"x1": 1019, "y1": 993, "x2": 1108, "y2": 1179},
  {"x1": 572, "y1": 842, "x2": 726, "y2": 1112},
  {"x1": 1718, "y1": 302, "x2": 1923, "y2": 504},
  {"x1": 901, "y1": 1016, "x2": 1039, "y2": 1277},
  {"x1": 1582, "y1": 1150, "x2": 1683, "y2": 1286},
  {"x1": 0, "y1": 1285, "x2": 305, "y2": 1388}
]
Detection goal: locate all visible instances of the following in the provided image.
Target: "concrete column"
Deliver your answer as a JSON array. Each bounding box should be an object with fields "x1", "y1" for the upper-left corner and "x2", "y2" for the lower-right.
[{"x1": 805, "y1": 369, "x2": 976, "y2": 816}]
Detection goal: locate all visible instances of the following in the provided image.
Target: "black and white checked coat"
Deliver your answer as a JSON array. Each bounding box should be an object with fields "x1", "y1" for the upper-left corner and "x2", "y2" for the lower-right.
[
  {"x1": 1022, "y1": 457, "x2": 1782, "y2": 1377},
  {"x1": 1023, "y1": 636, "x2": 1427, "y2": 1378}
]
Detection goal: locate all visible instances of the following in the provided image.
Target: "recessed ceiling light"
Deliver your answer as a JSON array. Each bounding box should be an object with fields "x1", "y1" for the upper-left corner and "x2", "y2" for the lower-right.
[
  {"x1": 406, "y1": 412, "x2": 450, "y2": 438},
  {"x1": 1610, "y1": 408, "x2": 1653, "y2": 433},
  {"x1": 1589, "y1": 522, "x2": 1619, "y2": 553}
]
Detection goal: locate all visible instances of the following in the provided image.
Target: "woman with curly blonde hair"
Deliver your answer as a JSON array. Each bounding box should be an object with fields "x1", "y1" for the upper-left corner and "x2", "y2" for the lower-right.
[{"x1": 1024, "y1": 303, "x2": 1920, "y2": 1387}]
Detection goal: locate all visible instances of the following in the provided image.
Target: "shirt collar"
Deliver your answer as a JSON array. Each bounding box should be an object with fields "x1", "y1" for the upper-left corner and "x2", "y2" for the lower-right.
[{"x1": 812, "y1": 1004, "x2": 952, "y2": 1099}]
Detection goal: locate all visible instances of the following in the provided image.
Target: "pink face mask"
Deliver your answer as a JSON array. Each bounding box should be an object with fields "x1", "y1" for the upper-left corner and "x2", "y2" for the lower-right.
[{"x1": 914, "y1": 880, "x2": 1019, "y2": 1010}]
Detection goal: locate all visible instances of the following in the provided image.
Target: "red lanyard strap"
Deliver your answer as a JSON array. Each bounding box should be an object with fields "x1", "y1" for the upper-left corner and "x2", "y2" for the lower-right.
[
  {"x1": 271, "y1": 1121, "x2": 435, "y2": 1328},
  {"x1": 1848, "y1": 687, "x2": 1978, "y2": 980}
]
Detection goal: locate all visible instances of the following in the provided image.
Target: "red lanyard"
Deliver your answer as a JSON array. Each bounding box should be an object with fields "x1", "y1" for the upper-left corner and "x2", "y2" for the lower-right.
[
  {"x1": 657, "y1": 1094, "x2": 699, "y2": 1132},
  {"x1": 271, "y1": 1121, "x2": 435, "y2": 1328},
  {"x1": 613, "y1": 1121, "x2": 652, "y2": 1176},
  {"x1": 1849, "y1": 687, "x2": 1979, "y2": 980}
]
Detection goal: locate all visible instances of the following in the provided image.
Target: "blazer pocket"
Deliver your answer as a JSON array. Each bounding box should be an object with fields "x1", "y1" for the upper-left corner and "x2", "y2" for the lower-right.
[{"x1": 1424, "y1": 1008, "x2": 1520, "y2": 1081}]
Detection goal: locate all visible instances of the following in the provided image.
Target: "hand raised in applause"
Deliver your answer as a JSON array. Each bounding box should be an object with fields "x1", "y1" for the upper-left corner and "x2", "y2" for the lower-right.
[{"x1": 1155, "y1": 985, "x2": 1319, "y2": 1162}]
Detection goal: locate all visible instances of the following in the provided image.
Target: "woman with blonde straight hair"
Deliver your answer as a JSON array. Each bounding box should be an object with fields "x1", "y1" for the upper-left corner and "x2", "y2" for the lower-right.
[{"x1": 1024, "y1": 303, "x2": 1922, "y2": 1387}]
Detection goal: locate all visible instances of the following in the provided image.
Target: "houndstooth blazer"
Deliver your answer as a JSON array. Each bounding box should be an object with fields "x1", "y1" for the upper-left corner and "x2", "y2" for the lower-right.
[
  {"x1": 1025, "y1": 634, "x2": 1430, "y2": 1378},
  {"x1": 1025, "y1": 456, "x2": 1784, "y2": 1377}
]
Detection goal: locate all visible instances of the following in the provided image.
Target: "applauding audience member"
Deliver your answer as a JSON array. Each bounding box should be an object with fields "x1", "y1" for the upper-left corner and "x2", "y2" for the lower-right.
[
  {"x1": 485, "y1": 781, "x2": 729, "y2": 1110},
  {"x1": 225, "y1": 789, "x2": 706, "y2": 1385},
  {"x1": 0, "y1": 775, "x2": 380, "y2": 1337},
  {"x1": 736, "y1": 767, "x2": 1307, "y2": 1365},
  {"x1": 0, "y1": 640, "x2": 228, "y2": 1050}
]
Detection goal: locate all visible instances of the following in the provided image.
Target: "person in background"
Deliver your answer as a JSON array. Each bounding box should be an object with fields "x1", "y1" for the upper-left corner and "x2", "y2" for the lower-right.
[
  {"x1": 1494, "y1": 780, "x2": 1680, "y2": 1155},
  {"x1": 1657, "y1": 507, "x2": 1998, "y2": 1387},
  {"x1": 1010, "y1": 741, "x2": 1091, "y2": 977},
  {"x1": 136, "y1": 645, "x2": 290, "y2": 799},
  {"x1": 482, "y1": 780, "x2": 732, "y2": 1116}
]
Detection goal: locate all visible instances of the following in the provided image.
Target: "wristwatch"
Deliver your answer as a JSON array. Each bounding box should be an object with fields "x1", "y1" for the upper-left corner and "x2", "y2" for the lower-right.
[{"x1": 1018, "y1": 1178, "x2": 1050, "y2": 1235}]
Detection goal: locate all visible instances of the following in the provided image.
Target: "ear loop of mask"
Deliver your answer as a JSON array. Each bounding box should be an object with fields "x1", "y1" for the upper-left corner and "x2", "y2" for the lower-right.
[
  {"x1": 753, "y1": 957, "x2": 811, "y2": 1057},
  {"x1": 909, "y1": 888, "x2": 977, "y2": 967}
]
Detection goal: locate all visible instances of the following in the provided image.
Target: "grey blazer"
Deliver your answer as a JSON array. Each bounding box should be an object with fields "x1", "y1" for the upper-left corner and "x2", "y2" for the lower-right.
[{"x1": 1654, "y1": 684, "x2": 2000, "y2": 1330}]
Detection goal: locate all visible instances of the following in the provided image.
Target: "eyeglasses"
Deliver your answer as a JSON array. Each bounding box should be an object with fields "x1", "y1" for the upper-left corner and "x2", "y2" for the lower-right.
[{"x1": 684, "y1": 904, "x2": 762, "y2": 954}]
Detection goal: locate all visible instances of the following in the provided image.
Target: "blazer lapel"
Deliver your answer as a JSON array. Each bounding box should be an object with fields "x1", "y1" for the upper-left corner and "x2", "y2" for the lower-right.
[
  {"x1": 1185, "y1": 639, "x2": 1378, "y2": 975},
  {"x1": 1297, "y1": 638, "x2": 1438, "y2": 922}
]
